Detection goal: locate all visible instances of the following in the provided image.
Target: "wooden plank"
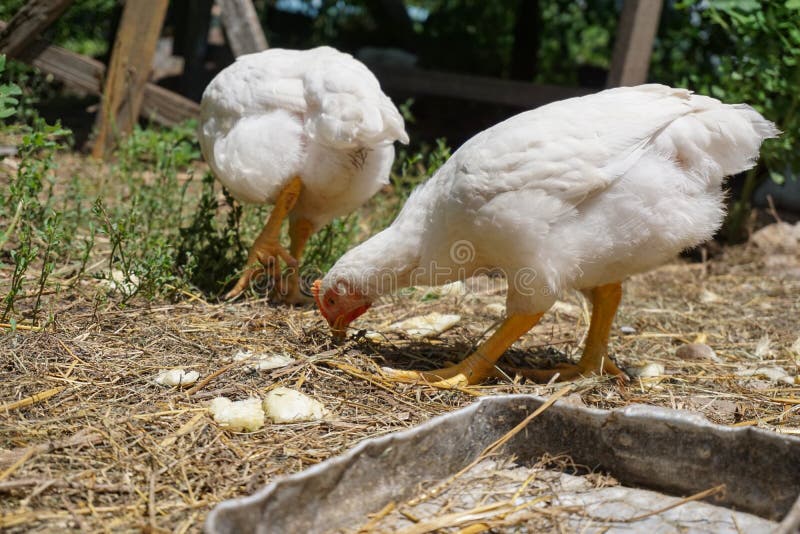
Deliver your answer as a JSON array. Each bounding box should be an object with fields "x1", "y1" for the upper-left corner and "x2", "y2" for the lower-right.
[
  {"x1": 0, "y1": 21, "x2": 199, "y2": 126},
  {"x1": 367, "y1": 64, "x2": 592, "y2": 109},
  {"x1": 139, "y1": 83, "x2": 201, "y2": 126},
  {"x1": 29, "y1": 43, "x2": 104, "y2": 94},
  {"x1": 0, "y1": 0, "x2": 74, "y2": 59},
  {"x1": 92, "y1": 0, "x2": 169, "y2": 158},
  {"x1": 607, "y1": 0, "x2": 663, "y2": 87},
  {"x1": 218, "y1": 0, "x2": 267, "y2": 56}
]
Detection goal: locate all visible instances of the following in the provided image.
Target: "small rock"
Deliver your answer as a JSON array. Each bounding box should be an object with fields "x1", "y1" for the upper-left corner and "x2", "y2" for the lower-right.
[
  {"x1": 390, "y1": 312, "x2": 461, "y2": 338},
  {"x1": 750, "y1": 222, "x2": 800, "y2": 254},
  {"x1": 631, "y1": 362, "x2": 665, "y2": 378},
  {"x1": 619, "y1": 325, "x2": 637, "y2": 335},
  {"x1": 485, "y1": 302, "x2": 506, "y2": 317},
  {"x1": 762, "y1": 254, "x2": 800, "y2": 280},
  {"x1": 263, "y1": 387, "x2": 327, "y2": 423},
  {"x1": 154, "y1": 369, "x2": 199, "y2": 387},
  {"x1": 684, "y1": 396, "x2": 738, "y2": 419},
  {"x1": 208, "y1": 397, "x2": 265, "y2": 432},
  {"x1": 676, "y1": 343, "x2": 721, "y2": 362}
]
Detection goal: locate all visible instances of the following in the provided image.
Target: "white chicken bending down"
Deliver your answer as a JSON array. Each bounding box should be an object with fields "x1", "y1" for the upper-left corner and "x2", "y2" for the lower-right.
[
  {"x1": 313, "y1": 84, "x2": 778, "y2": 387},
  {"x1": 199, "y1": 46, "x2": 409, "y2": 302}
]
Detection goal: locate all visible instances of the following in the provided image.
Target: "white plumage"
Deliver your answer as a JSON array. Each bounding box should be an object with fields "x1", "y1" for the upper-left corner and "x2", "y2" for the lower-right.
[
  {"x1": 315, "y1": 84, "x2": 778, "y2": 386},
  {"x1": 199, "y1": 46, "x2": 408, "y2": 300}
]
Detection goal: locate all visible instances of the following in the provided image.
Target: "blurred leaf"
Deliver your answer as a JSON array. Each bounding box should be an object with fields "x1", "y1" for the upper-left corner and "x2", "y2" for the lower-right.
[{"x1": 769, "y1": 170, "x2": 786, "y2": 185}]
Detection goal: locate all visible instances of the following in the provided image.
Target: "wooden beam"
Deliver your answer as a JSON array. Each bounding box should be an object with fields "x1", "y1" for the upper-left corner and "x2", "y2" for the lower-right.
[
  {"x1": 139, "y1": 83, "x2": 201, "y2": 126},
  {"x1": 218, "y1": 0, "x2": 267, "y2": 56},
  {"x1": 0, "y1": 0, "x2": 74, "y2": 59},
  {"x1": 0, "y1": 21, "x2": 199, "y2": 126},
  {"x1": 607, "y1": 0, "x2": 663, "y2": 87},
  {"x1": 92, "y1": 0, "x2": 169, "y2": 158},
  {"x1": 367, "y1": 65, "x2": 592, "y2": 109}
]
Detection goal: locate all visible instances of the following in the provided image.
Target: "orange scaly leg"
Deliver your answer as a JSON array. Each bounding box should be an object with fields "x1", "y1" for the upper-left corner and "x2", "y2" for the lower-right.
[
  {"x1": 282, "y1": 216, "x2": 315, "y2": 305},
  {"x1": 224, "y1": 176, "x2": 302, "y2": 300},
  {"x1": 383, "y1": 313, "x2": 544, "y2": 388},
  {"x1": 520, "y1": 282, "x2": 627, "y2": 382}
]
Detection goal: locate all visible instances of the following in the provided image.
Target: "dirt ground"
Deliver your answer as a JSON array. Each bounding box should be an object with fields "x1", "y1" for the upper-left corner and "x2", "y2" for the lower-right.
[{"x1": 1, "y1": 239, "x2": 799, "y2": 532}]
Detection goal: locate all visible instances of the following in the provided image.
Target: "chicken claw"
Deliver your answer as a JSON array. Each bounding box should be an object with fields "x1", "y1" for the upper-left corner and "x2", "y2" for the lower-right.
[
  {"x1": 511, "y1": 358, "x2": 628, "y2": 383},
  {"x1": 224, "y1": 240, "x2": 297, "y2": 300}
]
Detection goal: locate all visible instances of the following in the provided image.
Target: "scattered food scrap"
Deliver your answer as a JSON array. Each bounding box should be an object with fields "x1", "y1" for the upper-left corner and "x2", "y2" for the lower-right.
[
  {"x1": 154, "y1": 369, "x2": 199, "y2": 387},
  {"x1": 208, "y1": 397, "x2": 265, "y2": 432},
  {"x1": 263, "y1": 387, "x2": 327, "y2": 423},
  {"x1": 390, "y1": 312, "x2": 461, "y2": 338},
  {"x1": 737, "y1": 366, "x2": 794, "y2": 385},
  {"x1": 631, "y1": 362, "x2": 665, "y2": 379},
  {"x1": 100, "y1": 270, "x2": 140, "y2": 294},
  {"x1": 232, "y1": 349, "x2": 296, "y2": 371}
]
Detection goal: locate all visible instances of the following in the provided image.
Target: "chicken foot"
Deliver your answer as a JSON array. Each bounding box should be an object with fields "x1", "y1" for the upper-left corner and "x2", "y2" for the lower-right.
[
  {"x1": 282, "y1": 216, "x2": 315, "y2": 305},
  {"x1": 515, "y1": 282, "x2": 628, "y2": 382},
  {"x1": 382, "y1": 313, "x2": 544, "y2": 388},
  {"x1": 224, "y1": 176, "x2": 302, "y2": 300}
]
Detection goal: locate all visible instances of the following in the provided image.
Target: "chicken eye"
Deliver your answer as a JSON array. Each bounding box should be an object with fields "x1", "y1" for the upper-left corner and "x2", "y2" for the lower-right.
[{"x1": 327, "y1": 298, "x2": 335, "y2": 305}]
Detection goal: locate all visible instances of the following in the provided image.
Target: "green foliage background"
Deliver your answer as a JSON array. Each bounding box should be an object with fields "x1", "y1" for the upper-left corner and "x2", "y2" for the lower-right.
[
  {"x1": 0, "y1": 0, "x2": 797, "y2": 324},
  {"x1": 3, "y1": 1, "x2": 795, "y2": 176}
]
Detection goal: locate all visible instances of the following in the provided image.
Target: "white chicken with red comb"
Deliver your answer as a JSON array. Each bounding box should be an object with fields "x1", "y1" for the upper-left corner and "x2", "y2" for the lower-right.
[
  {"x1": 314, "y1": 84, "x2": 778, "y2": 387},
  {"x1": 199, "y1": 46, "x2": 408, "y2": 302}
]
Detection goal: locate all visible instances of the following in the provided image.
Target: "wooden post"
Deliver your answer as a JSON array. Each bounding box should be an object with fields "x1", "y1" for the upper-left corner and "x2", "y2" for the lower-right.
[
  {"x1": 92, "y1": 0, "x2": 169, "y2": 159},
  {"x1": 218, "y1": 0, "x2": 267, "y2": 57},
  {"x1": 0, "y1": 0, "x2": 74, "y2": 59},
  {"x1": 607, "y1": 0, "x2": 663, "y2": 87}
]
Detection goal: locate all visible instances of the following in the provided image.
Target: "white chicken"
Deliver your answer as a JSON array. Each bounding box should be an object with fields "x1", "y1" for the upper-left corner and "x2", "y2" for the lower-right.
[
  {"x1": 199, "y1": 46, "x2": 409, "y2": 302},
  {"x1": 313, "y1": 84, "x2": 778, "y2": 387}
]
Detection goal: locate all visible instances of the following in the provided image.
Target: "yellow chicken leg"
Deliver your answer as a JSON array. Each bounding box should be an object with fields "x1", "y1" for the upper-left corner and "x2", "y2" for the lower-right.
[
  {"x1": 520, "y1": 282, "x2": 627, "y2": 382},
  {"x1": 225, "y1": 176, "x2": 302, "y2": 300},
  {"x1": 383, "y1": 313, "x2": 544, "y2": 388},
  {"x1": 282, "y1": 216, "x2": 315, "y2": 305}
]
